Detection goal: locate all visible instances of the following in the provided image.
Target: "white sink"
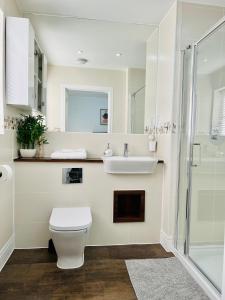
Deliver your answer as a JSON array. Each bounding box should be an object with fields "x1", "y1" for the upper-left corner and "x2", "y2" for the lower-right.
[{"x1": 102, "y1": 156, "x2": 158, "y2": 174}]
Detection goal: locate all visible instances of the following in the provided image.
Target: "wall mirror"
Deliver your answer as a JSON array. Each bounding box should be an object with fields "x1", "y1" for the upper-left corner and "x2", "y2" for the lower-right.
[{"x1": 14, "y1": 1, "x2": 159, "y2": 134}]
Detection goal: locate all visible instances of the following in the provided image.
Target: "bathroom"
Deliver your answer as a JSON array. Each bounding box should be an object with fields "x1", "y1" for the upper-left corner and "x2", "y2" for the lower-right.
[{"x1": 0, "y1": 0, "x2": 225, "y2": 299}]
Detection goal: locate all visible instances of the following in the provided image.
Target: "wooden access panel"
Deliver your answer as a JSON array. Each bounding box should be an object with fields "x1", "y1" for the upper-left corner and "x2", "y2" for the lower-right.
[{"x1": 113, "y1": 190, "x2": 145, "y2": 223}]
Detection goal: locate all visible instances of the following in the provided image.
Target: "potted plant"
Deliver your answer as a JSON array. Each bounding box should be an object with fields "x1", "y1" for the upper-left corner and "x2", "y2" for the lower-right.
[{"x1": 17, "y1": 115, "x2": 48, "y2": 158}]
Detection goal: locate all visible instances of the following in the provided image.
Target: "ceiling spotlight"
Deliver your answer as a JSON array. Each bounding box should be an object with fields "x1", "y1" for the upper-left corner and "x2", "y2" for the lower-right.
[
  {"x1": 77, "y1": 49, "x2": 84, "y2": 54},
  {"x1": 76, "y1": 58, "x2": 88, "y2": 65},
  {"x1": 116, "y1": 52, "x2": 122, "y2": 57},
  {"x1": 203, "y1": 58, "x2": 208, "y2": 63}
]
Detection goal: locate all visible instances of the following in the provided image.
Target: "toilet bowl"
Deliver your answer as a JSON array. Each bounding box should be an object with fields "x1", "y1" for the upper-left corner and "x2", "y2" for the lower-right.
[{"x1": 49, "y1": 207, "x2": 92, "y2": 269}]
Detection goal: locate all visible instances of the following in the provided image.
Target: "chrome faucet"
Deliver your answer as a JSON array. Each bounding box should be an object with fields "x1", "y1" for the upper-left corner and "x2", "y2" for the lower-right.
[{"x1": 124, "y1": 143, "x2": 128, "y2": 157}]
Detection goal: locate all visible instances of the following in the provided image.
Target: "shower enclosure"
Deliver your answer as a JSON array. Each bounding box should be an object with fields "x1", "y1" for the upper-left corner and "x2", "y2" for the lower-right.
[{"x1": 176, "y1": 17, "x2": 225, "y2": 294}]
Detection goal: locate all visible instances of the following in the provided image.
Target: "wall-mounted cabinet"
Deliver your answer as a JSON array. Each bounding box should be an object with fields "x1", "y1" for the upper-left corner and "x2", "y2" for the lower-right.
[
  {"x1": 6, "y1": 17, "x2": 47, "y2": 114},
  {"x1": 0, "y1": 10, "x2": 4, "y2": 134}
]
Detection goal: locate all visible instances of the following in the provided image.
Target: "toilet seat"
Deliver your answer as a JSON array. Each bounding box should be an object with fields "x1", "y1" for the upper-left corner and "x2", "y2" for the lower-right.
[{"x1": 49, "y1": 207, "x2": 92, "y2": 231}]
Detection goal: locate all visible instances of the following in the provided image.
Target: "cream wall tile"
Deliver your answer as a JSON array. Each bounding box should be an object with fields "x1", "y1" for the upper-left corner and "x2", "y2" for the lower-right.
[
  {"x1": 43, "y1": 132, "x2": 152, "y2": 158},
  {"x1": 0, "y1": 130, "x2": 14, "y2": 162},
  {"x1": 0, "y1": 131, "x2": 15, "y2": 250},
  {"x1": 0, "y1": 186, "x2": 13, "y2": 249},
  {"x1": 15, "y1": 162, "x2": 163, "y2": 248},
  {"x1": 150, "y1": 2, "x2": 178, "y2": 241},
  {"x1": 15, "y1": 222, "x2": 50, "y2": 248}
]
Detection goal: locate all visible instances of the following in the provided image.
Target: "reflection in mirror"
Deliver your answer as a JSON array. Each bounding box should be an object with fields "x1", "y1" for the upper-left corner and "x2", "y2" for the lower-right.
[
  {"x1": 211, "y1": 87, "x2": 225, "y2": 139},
  {"x1": 127, "y1": 69, "x2": 146, "y2": 134},
  {"x1": 20, "y1": 11, "x2": 158, "y2": 134},
  {"x1": 64, "y1": 88, "x2": 112, "y2": 133},
  {"x1": 196, "y1": 22, "x2": 225, "y2": 141},
  {"x1": 130, "y1": 85, "x2": 145, "y2": 134}
]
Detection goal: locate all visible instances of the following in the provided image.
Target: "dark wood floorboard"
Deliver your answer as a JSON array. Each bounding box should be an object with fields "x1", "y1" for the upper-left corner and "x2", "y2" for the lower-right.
[{"x1": 0, "y1": 244, "x2": 173, "y2": 300}]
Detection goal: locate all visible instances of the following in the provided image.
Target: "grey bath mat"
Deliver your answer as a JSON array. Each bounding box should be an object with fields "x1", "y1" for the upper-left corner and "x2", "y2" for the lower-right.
[{"x1": 126, "y1": 257, "x2": 209, "y2": 300}]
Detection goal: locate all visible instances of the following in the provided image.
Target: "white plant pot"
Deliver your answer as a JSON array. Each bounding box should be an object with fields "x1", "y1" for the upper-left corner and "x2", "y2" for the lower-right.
[{"x1": 20, "y1": 149, "x2": 37, "y2": 158}]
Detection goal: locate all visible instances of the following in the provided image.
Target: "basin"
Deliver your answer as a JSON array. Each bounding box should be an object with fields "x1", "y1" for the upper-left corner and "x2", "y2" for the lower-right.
[{"x1": 102, "y1": 156, "x2": 158, "y2": 174}]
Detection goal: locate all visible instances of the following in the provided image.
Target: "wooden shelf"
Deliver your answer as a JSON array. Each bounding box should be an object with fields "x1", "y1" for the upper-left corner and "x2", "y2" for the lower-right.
[
  {"x1": 14, "y1": 157, "x2": 103, "y2": 163},
  {"x1": 14, "y1": 157, "x2": 164, "y2": 164}
]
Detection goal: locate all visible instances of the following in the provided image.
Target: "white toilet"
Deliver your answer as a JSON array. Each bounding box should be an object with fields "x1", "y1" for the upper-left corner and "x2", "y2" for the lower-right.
[{"x1": 49, "y1": 207, "x2": 92, "y2": 269}]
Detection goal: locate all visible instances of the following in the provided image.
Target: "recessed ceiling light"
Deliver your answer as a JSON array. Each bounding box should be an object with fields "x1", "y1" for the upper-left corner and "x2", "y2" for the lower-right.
[
  {"x1": 116, "y1": 52, "x2": 122, "y2": 57},
  {"x1": 203, "y1": 58, "x2": 208, "y2": 63},
  {"x1": 77, "y1": 50, "x2": 84, "y2": 55}
]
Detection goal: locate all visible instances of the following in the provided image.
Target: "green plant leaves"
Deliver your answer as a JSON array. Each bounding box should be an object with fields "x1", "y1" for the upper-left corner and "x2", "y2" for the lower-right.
[{"x1": 17, "y1": 114, "x2": 48, "y2": 149}]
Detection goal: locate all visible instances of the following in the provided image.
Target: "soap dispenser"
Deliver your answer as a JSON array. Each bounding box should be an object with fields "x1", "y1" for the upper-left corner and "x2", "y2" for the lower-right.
[
  {"x1": 149, "y1": 134, "x2": 157, "y2": 152},
  {"x1": 104, "y1": 143, "x2": 113, "y2": 157}
]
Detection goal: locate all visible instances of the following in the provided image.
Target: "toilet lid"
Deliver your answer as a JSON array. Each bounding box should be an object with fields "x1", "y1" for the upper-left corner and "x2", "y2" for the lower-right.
[{"x1": 49, "y1": 207, "x2": 92, "y2": 231}]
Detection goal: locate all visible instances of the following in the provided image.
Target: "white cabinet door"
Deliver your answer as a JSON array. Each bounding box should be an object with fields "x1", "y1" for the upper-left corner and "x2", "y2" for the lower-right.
[
  {"x1": 6, "y1": 17, "x2": 35, "y2": 109},
  {"x1": 0, "y1": 9, "x2": 4, "y2": 134}
]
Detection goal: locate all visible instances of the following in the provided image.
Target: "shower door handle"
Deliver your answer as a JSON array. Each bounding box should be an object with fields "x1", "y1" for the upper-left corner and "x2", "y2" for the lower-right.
[{"x1": 191, "y1": 143, "x2": 201, "y2": 167}]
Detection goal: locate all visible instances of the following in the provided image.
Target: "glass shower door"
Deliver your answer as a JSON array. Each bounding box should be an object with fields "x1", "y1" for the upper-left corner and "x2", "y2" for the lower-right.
[{"x1": 188, "y1": 20, "x2": 225, "y2": 292}]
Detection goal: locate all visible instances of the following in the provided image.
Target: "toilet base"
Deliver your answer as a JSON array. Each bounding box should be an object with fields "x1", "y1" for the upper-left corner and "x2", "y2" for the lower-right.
[
  {"x1": 57, "y1": 253, "x2": 84, "y2": 269},
  {"x1": 50, "y1": 228, "x2": 89, "y2": 270}
]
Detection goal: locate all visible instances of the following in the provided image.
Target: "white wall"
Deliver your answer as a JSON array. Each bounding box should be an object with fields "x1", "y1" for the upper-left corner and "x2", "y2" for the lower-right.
[
  {"x1": 0, "y1": 132, "x2": 15, "y2": 251},
  {"x1": 47, "y1": 65, "x2": 126, "y2": 133},
  {"x1": 14, "y1": 132, "x2": 163, "y2": 248},
  {"x1": 153, "y1": 2, "x2": 178, "y2": 248},
  {"x1": 0, "y1": 9, "x2": 3, "y2": 134},
  {"x1": 0, "y1": 0, "x2": 22, "y2": 270}
]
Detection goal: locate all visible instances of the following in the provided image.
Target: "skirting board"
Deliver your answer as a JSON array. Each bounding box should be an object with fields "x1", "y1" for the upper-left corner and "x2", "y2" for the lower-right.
[
  {"x1": 160, "y1": 230, "x2": 221, "y2": 300},
  {"x1": 0, "y1": 235, "x2": 15, "y2": 271},
  {"x1": 160, "y1": 230, "x2": 173, "y2": 252},
  {"x1": 15, "y1": 241, "x2": 161, "y2": 249}
]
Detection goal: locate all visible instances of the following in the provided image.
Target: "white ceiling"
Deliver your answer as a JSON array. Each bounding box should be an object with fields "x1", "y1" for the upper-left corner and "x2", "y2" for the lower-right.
[
  {"x1": 183, "y1": 0, "x2": 225, "y2": 7},
  {"x1": 16, "y1": 0, "x2": 175, "y2": 25}
]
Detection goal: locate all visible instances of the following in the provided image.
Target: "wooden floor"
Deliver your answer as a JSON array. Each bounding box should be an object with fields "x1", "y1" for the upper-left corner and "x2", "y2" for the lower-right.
[{"x1": 0, "y1": 244, "x2": 173, "y2": 300}]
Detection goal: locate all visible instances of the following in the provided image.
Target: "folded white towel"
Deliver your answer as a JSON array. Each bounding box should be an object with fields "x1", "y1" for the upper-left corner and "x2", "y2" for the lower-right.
[
  {"x1": 53, "y1": 149, "x2": 86, "y2": 153},
  {"x1": 51, "y1": 149, "x2": 87, "y2": 159}
]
